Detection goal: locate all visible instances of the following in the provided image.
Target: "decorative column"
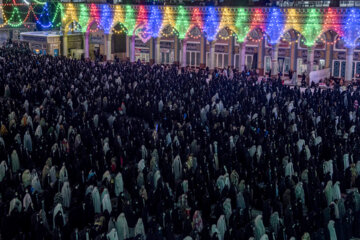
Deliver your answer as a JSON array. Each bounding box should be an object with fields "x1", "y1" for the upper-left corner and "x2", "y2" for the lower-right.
[
  {"x1": 174, "y1": 36, "x2": 179, "y2": 64},
  {"x1": 209, "y1": 40, "x2": 215, "y2": 70},
  {"x1": 105, "y1": 34, "x2": 112, "y2": 61},
  {"x1": 228, "y1": 36, "x2": 234, "y2": 68},
  {"x1": 84, "y1": 34, "x2": 89, "y2": 59},
  {"x1": 307, "y1": 46, "x2": 315, "y2": 75},
  {"x1": 63, "y1": 33, "x2": 68, "y2": 57},
  {"x1": 200, "y1": 36, "x2": 206, "y2": 68},
  {"x1": 239, "y1": 42, "x2": 246, "y2": 71},
  {"x1": 126, "y1": 36, "x2": 130, "y2": 60},
  {"x1": 180, "y1": 39, "x2": 187, "y2": 68},
  {"x1": 271, "y1": 43, "x2": 279, "y2": 76},
  {"x1": 345, "y1": 47, "x2": 354, "y2": 82},
  {"x1": 325, "y1": 42, "x2": 333, "y2": 70},
  {"x1": 130, "y1": 35, "x2": 135, "y2": 63},
  {"x1": 155, "y1": 37, "x2": 161, "y2": 64}
]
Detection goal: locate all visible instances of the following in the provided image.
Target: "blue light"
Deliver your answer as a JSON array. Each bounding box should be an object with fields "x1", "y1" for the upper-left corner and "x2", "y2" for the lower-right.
[
  {"x1": 36, "y1": 3, "x2": 53, "y2": 29},
  {"x1": 204, "y1": 7, "x2": 219, "y2": 41},
  {"x1": 343, "y1": 8, "x2": 360, "y2": 48},
  {"x1": 266, "y1": 8, "x2": 285, "y2": 44},
  {"x1": 147, "y1": 6, "x2": 162, "y2": 38},
  {"x1": 100, "y1": 4, "x2": 113, "y2": 34}
]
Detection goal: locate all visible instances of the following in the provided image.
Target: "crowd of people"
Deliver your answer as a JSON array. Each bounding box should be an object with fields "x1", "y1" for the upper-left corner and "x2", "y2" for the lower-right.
[{"x1": 0, "y1": 41, "x2": 360, "y2": 240}]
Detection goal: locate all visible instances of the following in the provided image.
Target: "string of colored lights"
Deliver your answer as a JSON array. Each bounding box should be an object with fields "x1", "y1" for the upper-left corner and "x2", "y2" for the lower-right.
[
  {"x1": 2, "y1": 4, "x2": 360, "y2": 48},
  {"x1": 175, "y1": 6, "x2": 189, "y2": 39},
  {"x1": 302, "y1": 9, "x2": 322, "y2": 47},
  {"x1": 343, "y1": 8, "x2": 360, "y2": 48},
  {"x1": 266, "y1": 7, "x2": 285, "y2": 44},
  {"x1": 234, "y1": 8, "x2": 250, "y2": 43},
  {"x1": 36, "y1": 2, "x2": 52, "y2": 28},
  {"x1": 100, "y1": 4, "x2": 112, "y2": 34},
  {"x1": 78, "y1": 3, "x2": 89, "y2": 33},
  {"x1": 123, "y1": 5, "x2": 135, "y2": 36},
  {"x1": 203, "y1": 7, "x2": 219, "y2": 41}
]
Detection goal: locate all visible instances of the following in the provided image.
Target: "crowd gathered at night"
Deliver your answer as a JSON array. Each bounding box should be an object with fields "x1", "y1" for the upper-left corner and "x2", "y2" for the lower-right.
[{"x1": 0, "y1": 41, "x2": 360, "y2": 240}]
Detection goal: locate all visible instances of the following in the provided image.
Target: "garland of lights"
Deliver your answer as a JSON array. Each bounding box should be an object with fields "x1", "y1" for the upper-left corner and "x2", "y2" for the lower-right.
[
  {"x1": 2, "y1": 3, "x2": 360, "y2": 50},
  {"x1": 36, "y1": 2, "x2": 52, "y2": 28},
  {"x1": 175, "y1": 6, "x2": 189, "y2": 39},
  {"x1": 7, "y1": 6, "x2": 23, "y2": 27}
]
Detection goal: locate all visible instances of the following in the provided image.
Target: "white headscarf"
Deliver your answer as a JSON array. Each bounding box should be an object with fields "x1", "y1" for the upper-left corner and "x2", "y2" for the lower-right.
[
  {"x1": 11, "y1": 150, "x2": 20, "y2": 173},
  {"x1": 0, "y1": 161, "x2": 8, "y2": 182},
  {"x1": 9, "y1": 197, "x2": 22, "y2": 215},
  {"x1": 216, "y1": 215, "x2": 226, "y2": 240},
  {"x1": 59, "y1": 165, "x2": 68, "y2": 183},
  {"x1": 285, "y1": 162, "x2": 294, "y2": 178},
  {"x1": 31, "y1": 175, "x2": 42, "y2": 193},
  {"x1": 327, "y1": 220, "x2": 337, "y2": 240},
  {"x1": 115, "y1": 173, "x2": 124, "y2": 197},
  {"x1": 325, "y1": 181, "x2": 334, "y2": 206},
  {"x1": 172, "y1": 155, "x2": 182, "y2": 183},
  {"x1": 116, "y1": 213, "x2": 129, "y2": 240},
  {"x1": 134, "y1": 218, "x2": 146, "y2": 238},
  {"x1": 295, "y1": 182, "x2": 305, "y2": 205},
  {"x1": 223, "y1": 198, "x2": 232, "y2": 224},
  {"x1": 92, "y1": 187, "x2": 101, "y2": 214},
  {"x1": 254, "y1": 215, "x2": 265, "y2": 240},
  {"x1": 61, "y1": 181, "x2": 71, "y2": 208},
  {"x1": 53, "y1": 203, "x2": 65, "y2": 229},
  {"x1": 23, "y1": 192, "x2": 33, "y2": 211},
  {"x1": 102, "y1": 192, "x2": 112, "y2": 214},
  {"x1": 107, "y1": 228, "x2": 119, "y2": 240},
  {"x1": 332, "y1": 181, "x2": 341, "y2": 201},
  {"x1": 23, "y1": 130, "x2": 32, "y2": 152}
]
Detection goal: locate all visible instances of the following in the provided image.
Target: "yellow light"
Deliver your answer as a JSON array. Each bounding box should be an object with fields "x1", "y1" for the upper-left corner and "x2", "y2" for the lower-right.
[
  {"x1": 62, "y1": 3, "x2": 78, "y2": 24},
  {"x1": 285, "y1": 9, "x2": 302, "y2": 35}
]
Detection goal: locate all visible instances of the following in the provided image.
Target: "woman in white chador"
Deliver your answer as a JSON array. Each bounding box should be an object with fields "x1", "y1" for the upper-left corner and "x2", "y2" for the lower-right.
[
  {"x1": 61, "y1": 181, "x2": 71, "y2": 208},
  {"x1": 260, "y1": 234, "x2": 269, "y2": 240},
  {"x1": 92, "y1": 187, "x2": 101, "y2": 214},
  {"x1": 285, "y1": 162, "x2": 294, "y2": 178},
  {"x1": 0, "y1": 161, "x2": 8, "y2": 182},
  {"x1": 23, "y1": 190, "x2": 33, "y2": 211},
  {"x1": 295, "y1": 182, "x2": 305, "y2": 205},
  {"x1": 254, "y1": 215, "x2": 266, "y2": 240},
  {"x1": 134, "y1": 218, "x2": 145, "y2": 238},
  {"x1": 332, "y1": 181, "x2": 341, "y2": 201},
  {"x1": 53, "y1": 203, "x2": 65, "y2": 229},
  {"x1": 172, "y1": 155, "x2": 182, "y2": 183},
  {"x1": 223, "y1": 198, "x2": 232, "y2": 224},
  {"x1": 107, "y1": 228, "x2": 119, "y2": 240},
  {"x1": 217, "y1": 215, "x2": 226, "y2": 240},
  {"x1": 343, "y1": 153, "x2": 350, "y2": 171},
  {"x1": 11, "y1": 150, "x2": 20, "y2": 173},
  {"x1": 59, "y1": 164, "x2": 68, "y2": 184},
  {"x1": 23, "y1": 130, "x2": 32, "y2": 152},
  {"x1": 22, "y1": 169, "x2": 31, "y2": 188},
  {"x1": 324, "y1": 181, "x2": 334, "y2": 206},
  {"x1": 31, "y1": 174, "x2": 42, "y2": 193},
  {"x1": 35, "y1": 125, "x2": 42, "y2": 139},
  {"x1": 9, "y1": 196, "x2": 22, "y2": 215},
  {"x1": 116, "y1": 213, "x2": 129, "y2": 240},
  {"x1": 210, "y1": 224, "x2": 221, "y2": 240},
  {"x1": 328, "y1": 220, "x2": 337, "y2": 240},
  {"x1": 102, "y1": 189, "x2": 112, "y2": 214},
  {"x1": 270, "y1": 212, "x2": 282, "y2": 237},
  {"x1": 115, "y1": 172, "x2": 124, "y2": 197}
]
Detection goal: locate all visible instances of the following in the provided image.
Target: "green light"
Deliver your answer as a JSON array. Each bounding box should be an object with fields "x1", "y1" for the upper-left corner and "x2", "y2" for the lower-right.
[
  {"x1": 124, "y1": 5, "x2": 135, "y2": 36},
  {"x1": 302, "y1": 9, "x2": 322, "y2": 47},
  {"x1": 175, "y1": 6, "x2": 190, "y2": 39},
  {"x1": 235, "y1": 8, "x2": 250, "y2": 43},
  {"x1": 78, "y1": 4, "x2": 89, "y2": 33},
  {"x1": 51, "y1": 3, "x2": 64, "y2": 27},
  {"x1": 8, "y1": 7, "x2": 23, "y2": 27}
]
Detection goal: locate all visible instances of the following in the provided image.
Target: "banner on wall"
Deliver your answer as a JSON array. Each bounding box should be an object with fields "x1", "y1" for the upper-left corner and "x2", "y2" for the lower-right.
[{"x1": 310, "y1": 68, "x2": 330, "y2": 85}]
